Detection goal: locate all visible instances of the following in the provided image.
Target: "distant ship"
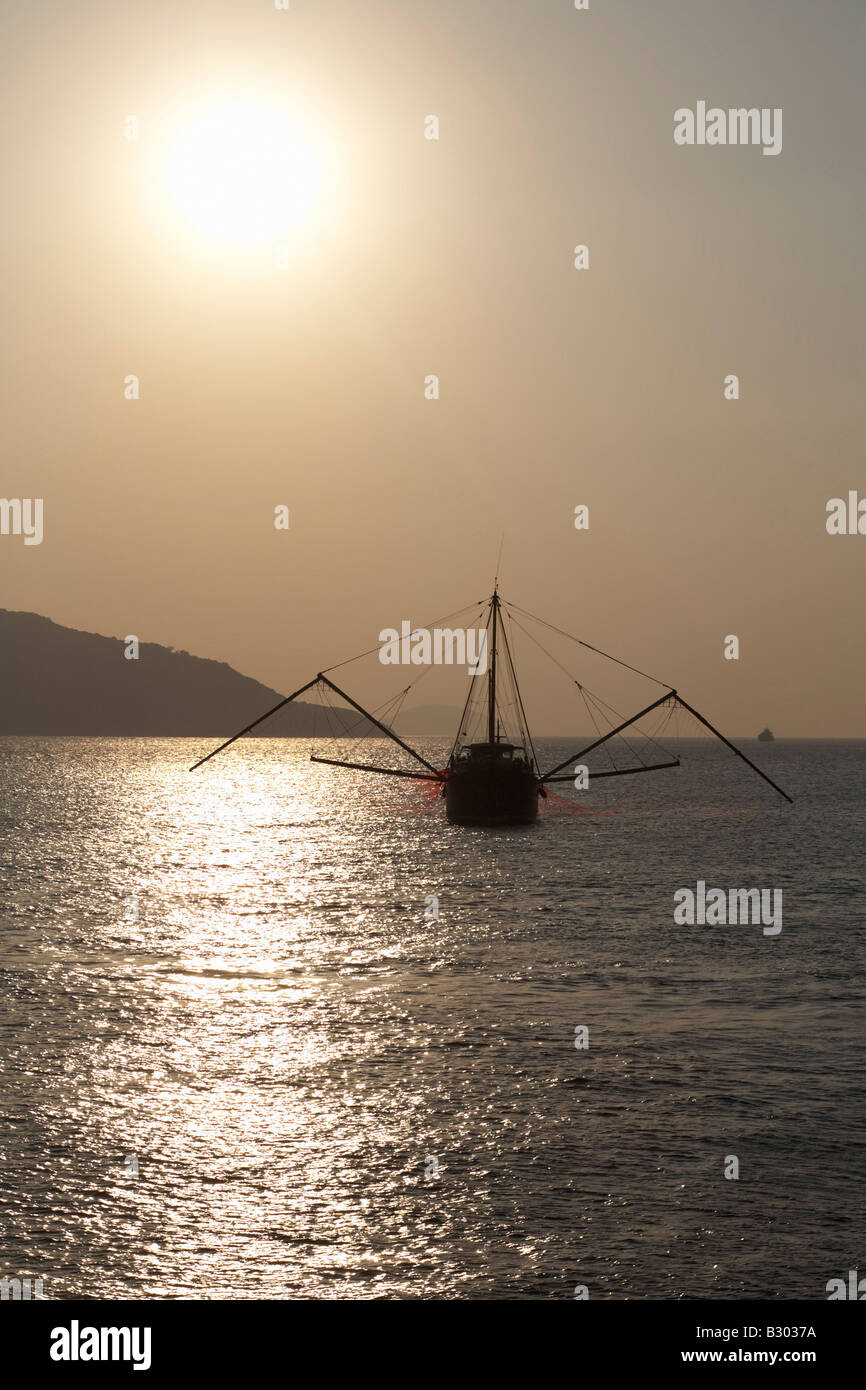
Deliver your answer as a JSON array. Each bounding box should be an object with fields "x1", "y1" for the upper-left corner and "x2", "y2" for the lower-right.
[
  {"x1": 192, "y1": 583, "x2": 793, "y2": 823},
  {"x1": 757, "y1": 727, "x2": 775, "y2": 742}
]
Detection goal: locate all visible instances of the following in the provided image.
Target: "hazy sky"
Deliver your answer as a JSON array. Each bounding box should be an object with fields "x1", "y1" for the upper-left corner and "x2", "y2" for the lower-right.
[{"x1": 1, "y1": 0, "x2": 863, "y2": 734}]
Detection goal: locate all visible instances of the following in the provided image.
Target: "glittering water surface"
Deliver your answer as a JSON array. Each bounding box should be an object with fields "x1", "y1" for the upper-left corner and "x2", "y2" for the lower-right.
[{"x1": 0, "y1": 737, "x2": 863, "y2": 1300}]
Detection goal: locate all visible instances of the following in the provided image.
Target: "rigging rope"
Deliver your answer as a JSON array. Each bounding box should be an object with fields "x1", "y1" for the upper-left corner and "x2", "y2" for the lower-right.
[
  {"x1": 503, "y1": 599, "x2": 674, "y2": 690},
  {"x1": 505, "y1": 608, "x2": 676, "y2": 768},
  {"x1": 321, "y1": 600, "x2": 489, "y2": 673}
]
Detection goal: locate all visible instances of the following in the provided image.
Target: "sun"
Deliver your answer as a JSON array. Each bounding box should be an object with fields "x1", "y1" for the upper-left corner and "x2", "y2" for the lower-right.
[{"x1": 167, "y1": 99, "x2": 323, "y2": 248}]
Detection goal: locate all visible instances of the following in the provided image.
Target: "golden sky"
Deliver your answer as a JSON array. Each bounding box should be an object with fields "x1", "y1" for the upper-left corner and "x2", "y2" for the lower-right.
[{"x1": 1, "y1": 0, "x2": 863, "y2": 734}]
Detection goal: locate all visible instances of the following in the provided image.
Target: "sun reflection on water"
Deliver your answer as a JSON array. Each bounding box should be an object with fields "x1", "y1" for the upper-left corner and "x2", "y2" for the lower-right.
[{"x1": 0, "y1": 737, "x2": 859, "y2": 1298}]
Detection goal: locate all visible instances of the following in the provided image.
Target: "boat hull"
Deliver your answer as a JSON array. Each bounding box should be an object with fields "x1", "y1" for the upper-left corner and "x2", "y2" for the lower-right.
[{"x1": 445, "y1": 761, "x2": 539, "y2": 826}]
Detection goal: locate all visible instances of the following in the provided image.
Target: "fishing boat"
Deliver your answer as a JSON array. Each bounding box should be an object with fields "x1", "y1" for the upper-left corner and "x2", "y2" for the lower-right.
[
  {"x1": 191, "y1": 584, "x2": 792, "y2": 822},
  {"x1": 757, "y1": 727, "x2": 775, "y2": 742}
]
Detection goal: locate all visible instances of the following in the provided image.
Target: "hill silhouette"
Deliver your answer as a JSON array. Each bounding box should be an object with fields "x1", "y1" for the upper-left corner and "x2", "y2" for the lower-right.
[{"x1": 0, "y1": 610, "x2": 380, "y2": 736}]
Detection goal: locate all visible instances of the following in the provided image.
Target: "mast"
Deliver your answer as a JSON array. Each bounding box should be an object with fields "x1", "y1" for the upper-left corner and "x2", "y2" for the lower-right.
[{"x1": 488, "y1": 588, "x2": 499, "y2": 743}]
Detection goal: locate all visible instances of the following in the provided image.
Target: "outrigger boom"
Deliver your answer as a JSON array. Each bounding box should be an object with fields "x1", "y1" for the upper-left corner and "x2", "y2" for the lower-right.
[{"x1": 190, "y1": 587, "x2": 792, "y2": 818}]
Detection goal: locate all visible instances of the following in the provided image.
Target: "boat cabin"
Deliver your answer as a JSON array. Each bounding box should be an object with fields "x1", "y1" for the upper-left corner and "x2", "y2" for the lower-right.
[{"x1": 461, "y1": 742, "x2": 527, "y2": 763}]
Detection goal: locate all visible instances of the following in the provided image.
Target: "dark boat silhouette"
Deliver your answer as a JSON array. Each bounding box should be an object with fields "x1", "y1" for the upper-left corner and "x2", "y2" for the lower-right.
[
  {"x1": 191, "y1": 583, "x2": 792, "y2": 822},
  {"x1": 445, "y1": 741, "x2": 539, "y2": 825},
  {"x1": 443, "y1": 589, "x2": 540, "y2": 824},
  {"x1": 757, "y1": 727, "x2": 775, "y2": 742}
]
